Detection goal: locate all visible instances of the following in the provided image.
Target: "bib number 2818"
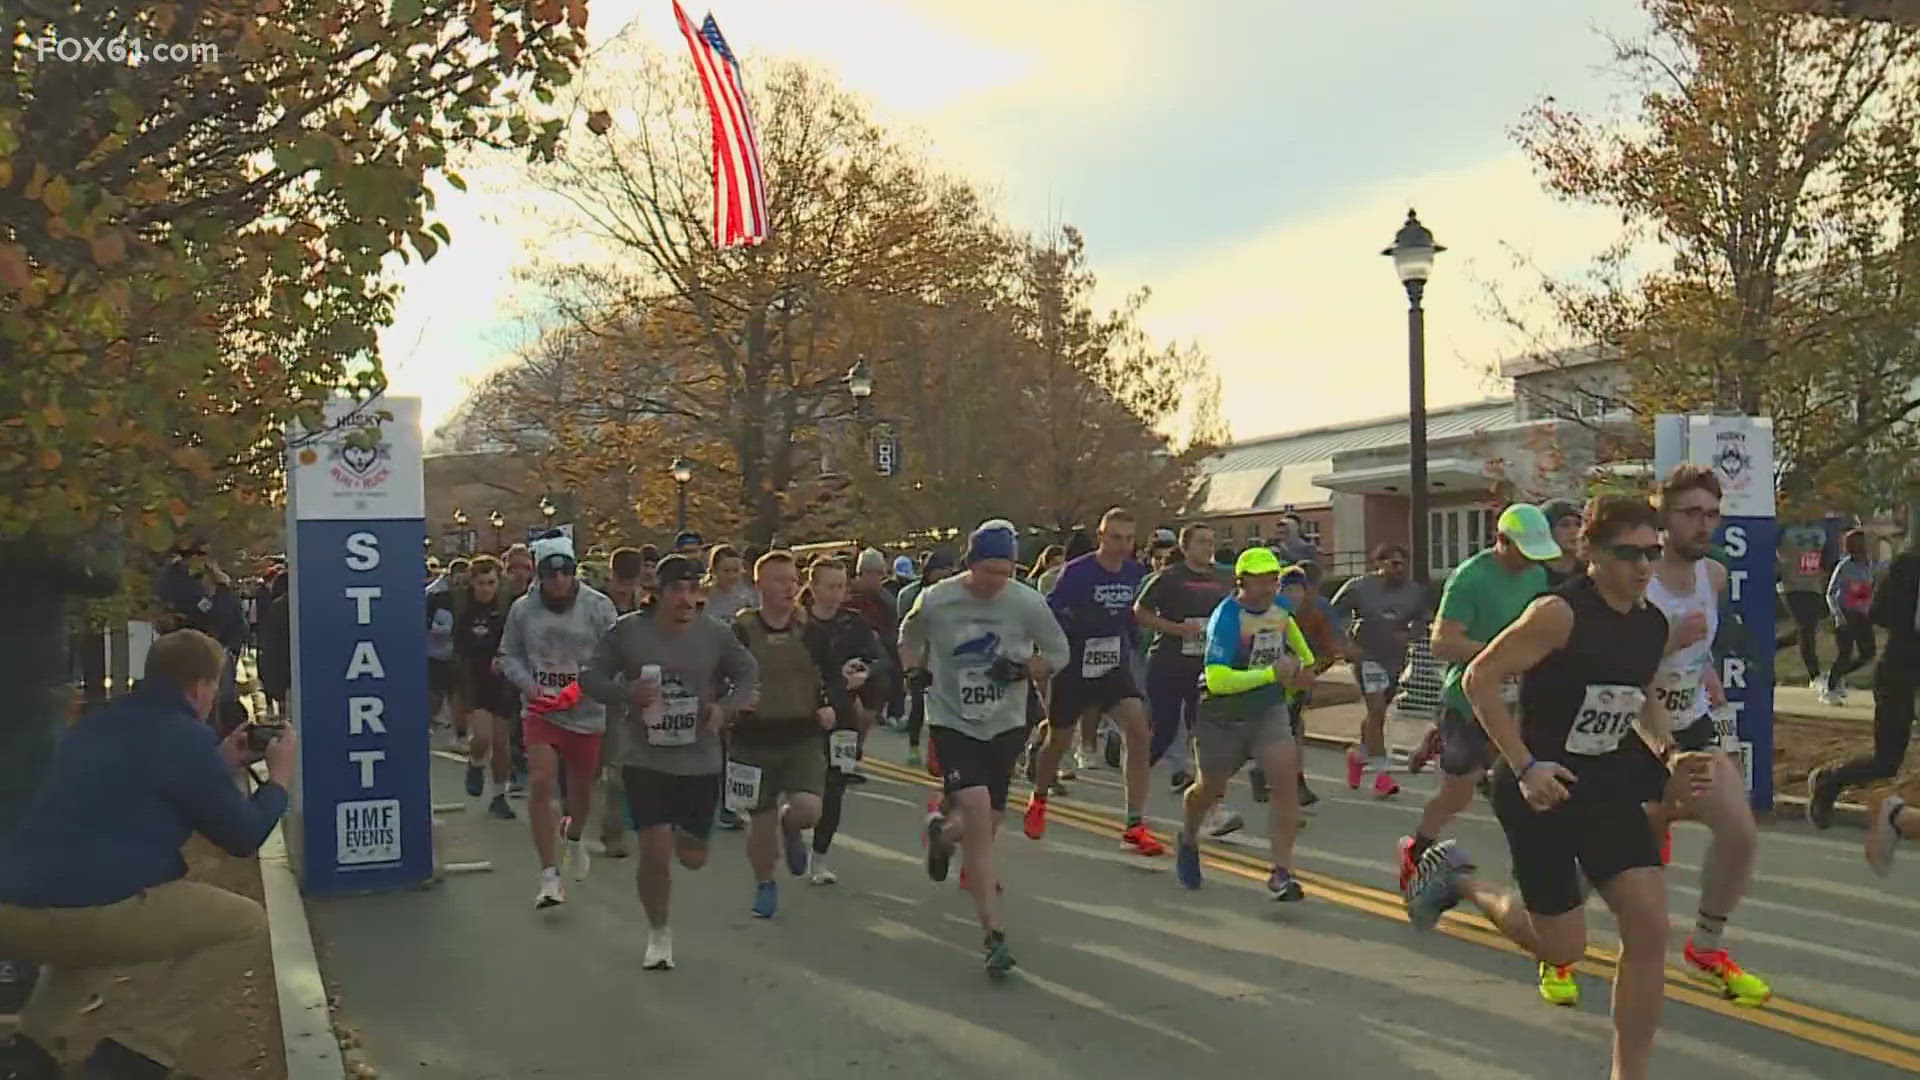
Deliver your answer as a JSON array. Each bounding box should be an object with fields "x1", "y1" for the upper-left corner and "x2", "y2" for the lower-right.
[{"x1": 1565, "y1": 684, "x2": 1644, "y2": 756}]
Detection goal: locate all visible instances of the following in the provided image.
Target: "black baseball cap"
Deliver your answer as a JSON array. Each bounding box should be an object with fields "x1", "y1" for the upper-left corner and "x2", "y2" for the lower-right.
[{"x1": 655, "y1": 554, "x2": 702, "y2": 588}]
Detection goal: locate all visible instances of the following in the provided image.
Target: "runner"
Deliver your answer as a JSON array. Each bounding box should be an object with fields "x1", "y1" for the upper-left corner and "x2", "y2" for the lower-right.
[
  {"x1": 425, "y1": 558, "x2": 465, "y2": 741},
  {"x1": 1821, "y1": 529, "x2": 1878, "y2": 705},
  {"x1": 1813, "y1": 546, "x2": 1918, "y2": 835},
  {"x1": 453, "y1": 556, "x2": 519, "y2": 821},
  {"x1": 902, "y1": 520, "x2": 1069, "y2": 977},
  {"x1": 1399, "y1": 504, "x2": 1557, "y2": 901},
  {"x1": 703, "y1": 544, "x2": 757, "y2": 624},
  {"x1": 1175, "y1": 547, "x2": 1316, "y2": 899},
  {"x1": 1279, "y1": 561, "x2": 1344, "y2": 807},
  {"x1": 801, "y1": 556, "x2": 884, "y2": 885},
  {"x1": 845, "y1": 548, "x2": 903, "y2": 782},
  {"x1": 728, "y1": 551, "x2": 832, "y2": 918},
  {"x1": 496, "y1": 534, "x2": 619, "y2": 909},
  {"x1": 597, "y1": 548, "x2": 650, "y2": 859},
  {"x1": 583, "y1": 554, "x2": 759, "y2": 970},
  {"x1": 1541, "y1": 500, "x2": 1587, "y2": 588},
  {"x1": 1642, "y1": 465, "x2": 1771, "y2": 1006},
  {"x1": 1332, "y1": 544, "x2": 1431, "y2": 799},
  {"x1": 1403, "y1": 494, "x2": 1703, "y2": 1080},
  {"x1": 605, "y1": 547, "x2": 648, "y2": 614},
  {"x1": 894, "y1": 551, "x2": 957, "y2": 768},
  {"x1": 1026, "y1": 508, "x2": 1164, "y2": 857},
  {"x1": 1867, "y1": 795, "x2": 1912, "y2": 877},
  {"x1": 1134, "y1": 524, "x2": 1243, "y2": 838},
  {"x1": 501, "y1": 543, "x2": 537, "y2": 792}
]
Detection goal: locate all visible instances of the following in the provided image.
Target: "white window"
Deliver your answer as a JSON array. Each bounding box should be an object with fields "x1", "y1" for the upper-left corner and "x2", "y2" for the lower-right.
[
  {"x1": 1219, "y1": 522, "x2": 1235, "y2": 542},
  {"x1": 1297, "y1": 518, "x2": 1322, "y2": 547},
  {"x1": 1247, "y1": 521, "x2": 1262, "y2": 540},
  {"x1": 1430, "y1": 508, "x2": 1497, "y2": 572}
]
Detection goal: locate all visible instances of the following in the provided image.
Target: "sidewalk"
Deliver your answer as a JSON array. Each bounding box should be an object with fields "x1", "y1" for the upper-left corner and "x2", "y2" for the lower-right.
[{"x1": 1773, "y1": 683, "x2": 1875, "y2": 723}]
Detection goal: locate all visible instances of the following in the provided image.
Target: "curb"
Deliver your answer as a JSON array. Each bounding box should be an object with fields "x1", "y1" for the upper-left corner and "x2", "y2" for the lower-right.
[
  {"x1": 1296, "y1": 729, "x2": 1876, "y2": 830},
  {"x1": 259, "y1": 825, "x2": 347, "y2": 1079}
]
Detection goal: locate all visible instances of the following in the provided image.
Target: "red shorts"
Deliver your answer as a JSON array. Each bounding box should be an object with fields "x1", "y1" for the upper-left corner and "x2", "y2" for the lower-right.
[{"x1": 523, "y1": 714, "x2": 603, "y2": 777}]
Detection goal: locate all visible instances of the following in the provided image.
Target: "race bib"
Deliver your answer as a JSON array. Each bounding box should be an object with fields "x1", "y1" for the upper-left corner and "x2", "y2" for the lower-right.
[
  {"x1": 1797, "y1": 551, "x2": 1821, "y2": 576},
  {"x1": 724, "y1": 760, "x2": 763, "y2": 813},
  {"x1": 828, "y1": 728, "x2": 860, "y2": 772},
  {"x1": 1566, "y1": 684, "x2": 1644, "y2": 756},
  {"x1": 1247, "y1": 628, "x2": 1283, "y2": 669},
  {"x1": 1359, "y1": 661, "x2": 1389, "y2": 695},
  {"x1": 1652, "y1": 667, "x2": 1703, "y2": 722},
  {"x1": 533, "y1": 661, "x2": 579, "y2": 692},
  {"x1": 1082, "y1": 635, "x2": 1123, "y2": 678},
  {"x1": 1710, "y1": 702, "x2": 1739, "y2": 751},
  {"x1": 646, "y1": 688, "x2": 700, "y2": 747},
  {"x1": 956, "y1": 666, "x2": 1008, "y2": 721},
  {"x1": 1181, "y1": 618, "x2": 1207, "y2": 657}
]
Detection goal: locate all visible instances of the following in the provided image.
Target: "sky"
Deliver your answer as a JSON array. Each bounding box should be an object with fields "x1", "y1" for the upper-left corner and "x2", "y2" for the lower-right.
[{"x1": 380, "y1": 0, "x2": 1656, "y2": 445}]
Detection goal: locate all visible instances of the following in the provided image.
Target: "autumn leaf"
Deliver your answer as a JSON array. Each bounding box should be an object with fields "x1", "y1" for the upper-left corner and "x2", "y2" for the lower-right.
[
  {"x1": 472, "y1": 0, "x2": 495, "y2": 41},
  {"x1": 41, "y1": 404, "x2": 65, "y2": 428},
  {"x1": 586, "y1": 110, "x2": 612, "y2": 135},
  {"x1": 38, "y1": 449, "x2": 62, "y2": 472},
  {"x1": 165, "y1": 498, "x2": 190, "y2": 524},
  {"x1": 566, "y1": 0, "x2": 588, "y2": 29},
  {"x1": 0, "y1": 245, "x2": 29, "y2": 290},
  {"x1": 41, "y1": 175, "x2": 71, "y2": 215},
  {"x1": 90, "y1": 230, "x2": 126, "y2": 267}
]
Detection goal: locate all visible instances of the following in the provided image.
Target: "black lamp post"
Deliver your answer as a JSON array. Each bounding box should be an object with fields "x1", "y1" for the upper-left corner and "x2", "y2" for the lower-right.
[
  {"x1": 538, "y1": 495, "x2": 556, "y2": 534},
  {"x1": 488, "y1": 509, "x2": 505, "y2": 552},
  {"x1": 670, "y1": 457, "x2": 692, "y2": 533},
  {"x1": 1383, "y1": 209, "x2": 1444, "y2": 587},
  {"x1": 451, "y1": 508, "x2": 470, "y2": 555},
  {"x1": 847, "y1": 357, "x2": 874, "y2": 425}
]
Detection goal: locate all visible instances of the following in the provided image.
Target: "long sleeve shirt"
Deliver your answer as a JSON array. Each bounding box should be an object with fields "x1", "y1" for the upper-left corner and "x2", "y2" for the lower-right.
[
  {"x1": 581, "y1": 609, "x2": 759, "y2": 775},
  {"x1": 899, "y1": 576, "x2": 1070, "y2": 740},
  {"x1": 1827, "y1": 557, "x2": 1875, "y2": 620},
  {"x1": 497, "y1": 586, "x2": 619, "y2": 733}
]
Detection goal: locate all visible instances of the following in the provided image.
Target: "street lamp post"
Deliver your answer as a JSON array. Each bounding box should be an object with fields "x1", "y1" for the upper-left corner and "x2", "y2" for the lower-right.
[
  {"x1": 538, "y1": 496, "x2": 556, "y2": 535},
  {"x1": 451, "y1": 508, "x2": 470, "y2": 555},
  {"x1": 488, "y1": 509, "x2": 505, "y2": 552},
  {"x1": 670, "y1": 457, "x2": 692, "y2": 533},
  {"x1": 847, "y1": 357, "x2": 874, "y2": 425},
  {"x1": 1384, "y1": 209, "x2": 1444, "y2": 587}
]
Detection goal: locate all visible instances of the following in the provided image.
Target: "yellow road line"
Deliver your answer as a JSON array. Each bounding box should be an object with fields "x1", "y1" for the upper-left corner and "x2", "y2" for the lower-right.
[{"x1": 864, "y1": 757, "x2": 1920, "y2": 1073}]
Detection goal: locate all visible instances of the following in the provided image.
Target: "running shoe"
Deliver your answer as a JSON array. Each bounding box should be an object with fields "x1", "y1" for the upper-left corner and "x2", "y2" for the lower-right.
[
  {"x1": 1407, "y1": 725, "x2": 1443, "y2": 775},
  {"x1": 1683, "y1": 940, "x2": 1771, "y2": 1005},
  {"x1": 1298, "y1": 779, "x2": 1318, "y2": 808},
  {"x1": 464, "y1": 762, "x2": 485, "y2": 798},
  {"x1": 926, "y1": 813, "x2": 954, "y2": 882},
  {"x1": 1372, "y1": 772, "x2": 1400, "y2": 799},
  {"x1": 1659, "y1": 827, "x2": 1673, "y2": 867},
  {"x1": 487, "y1": 794, "x2": 516, "y2": 820},
  {"x1": 906, "y1": 748, "x2": 923, "y2": 768},
  {"x1": 844, "y1": 767, "x2": 869, "y2": 786},
  {"x1": 1121, "y1": 823, "x2": 1165, "y2": 857},
  {"x1": 716, "y1": 807, "x2": 744, "y2": 831},
  {"x1": 642, "y1": 928, "x2": 674, "y2": 971},
  {"x1": 1204, "y1": 806, "x2": 1245, "y2": 838},
  {"x1": 1405, "y1": 839, "x2": 1473, "y2": 930},
  {"x1": 1171, "y1": 770, "x2": 1193, "y2": 793},
  {"x1": 809, "y1": 855, "x2": 838, "y2": 886},
  {"x1": 1048, "y1": 779, "x2": 1070, "y2": 797},
  {"x1": 561, "y1": 837, "x2": 590, "y2": 882},
  {"x1": 1023, "y1": 796, "x2": 1048, "y2": 840},
  {"x1": 535, "y1": 870, "x2": 565, "y2": 909},
  {"x1": 601, "y1": 832, "x2": 630, "y2": 859},
  {"x1": 1538, "y1": 963, "x2": 1579, "y2": 1006},
  {"x1": 1805, "y1": 767, "x2": 1838, "y2": 830},
  {"x1": 783, "y1": 827, "x2": 809, "y2": 877},
  {"x1": 1345, "y1": 747, "x2": 1365, "y2": 790},
  {"x1": 1249, "y1": 768, "x2": 1270, "y2": 803},
  {"x1": 1103, "y1": 728, "x2": 1122, "y2": 769},
  {"x1": 984, "y1": 930, "x2": 1016, "y2": 978},
  {"x1": 1075, "y1": 747, "x2": 1095, "y2": 774},
  {"x1": 751, "y1": 880, "x2": 778, "y2": 919},
  {"x1": 1175, "y1": 832, "x2": 1203, "y2": 889},
  {"x1": 1267, "y1": 867, "x2": 1304, "y2": 902},
  {"x1": 1868, "y1": 795, "x2": 1905, "y2": 877},
  {"x1": 1396, "y1": 835, "x2": 1419, "y2": 896}
]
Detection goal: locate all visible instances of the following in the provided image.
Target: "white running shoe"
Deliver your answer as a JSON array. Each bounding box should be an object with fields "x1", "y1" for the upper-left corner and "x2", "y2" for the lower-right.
[
  {"x1": 535, "y1": 870, "x2": 566, "y2": 909},
  {"x1": 1075, "y1": 747, "x2": 1096, "y2": 772},
  {"x1": 809, "y1": 855, "x2": 838, "y2": 886},
  {"x1": 1204, "y1": 806, "x2": 1245, "y2": 838},
  {"x1": 561, "y1": 837, "x2": 591, "y2": 881},
  {"x1": 643, "y1": 928, "x2": 675, "y2": 970},
  {"x1": 1868, "y1": 796, "x2": 1904, "y2": 878}
]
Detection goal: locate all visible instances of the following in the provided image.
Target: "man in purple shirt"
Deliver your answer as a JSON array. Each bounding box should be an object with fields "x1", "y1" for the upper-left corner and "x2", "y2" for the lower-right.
[{"x1": 1023, "y1": 508, "x2": 1166, "y2": 857}]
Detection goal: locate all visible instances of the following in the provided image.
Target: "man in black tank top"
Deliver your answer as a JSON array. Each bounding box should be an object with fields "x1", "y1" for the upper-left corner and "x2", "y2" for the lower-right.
[{"x1": 1401, "y1": 495, "x2": 1714, "y2": 1080}]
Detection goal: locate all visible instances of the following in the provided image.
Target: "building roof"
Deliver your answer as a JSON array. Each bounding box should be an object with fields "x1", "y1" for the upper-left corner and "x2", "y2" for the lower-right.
[{"x1": 1194, "y1": 398, "x2": 1518, "y2": 515}]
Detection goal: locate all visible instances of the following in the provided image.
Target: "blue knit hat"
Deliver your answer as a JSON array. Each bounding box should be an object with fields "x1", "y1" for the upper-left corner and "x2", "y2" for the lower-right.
[{"x1": 966, "y1": 521, "x2": 1019, "y2": 565}]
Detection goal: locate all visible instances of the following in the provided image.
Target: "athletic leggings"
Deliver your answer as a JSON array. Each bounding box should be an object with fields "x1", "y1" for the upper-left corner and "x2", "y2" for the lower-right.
[
  {"x1": 1826, "y1": 657, "x2": 1915, "y2": 793},
  {"x1": 906, "y1": 686, "x2": 927, "y2": 748},
  {"x1": 814, "y1": 767, "x2": 851, "y2": 855},
  {"x1": 1146, "y1": 659, "x2": 1202, "y2": 766}
]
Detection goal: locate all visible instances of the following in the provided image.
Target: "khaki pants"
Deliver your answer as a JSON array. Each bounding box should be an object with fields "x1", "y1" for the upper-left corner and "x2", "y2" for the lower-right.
[{"x1": 0, "y1": 880, "x2": 267, "y2": 1069}]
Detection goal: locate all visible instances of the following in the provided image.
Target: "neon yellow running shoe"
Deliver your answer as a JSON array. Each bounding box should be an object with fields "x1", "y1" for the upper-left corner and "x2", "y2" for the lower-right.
[
  {"x1": 1538, "y1": 962, "x2": 1579, "y2": 1006},
  {"x1": 1684, "y1": 939, "x2": 1771, "y2": 1006}
]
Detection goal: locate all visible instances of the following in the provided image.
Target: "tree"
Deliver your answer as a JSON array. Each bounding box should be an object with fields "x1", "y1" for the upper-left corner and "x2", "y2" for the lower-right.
[
  {"x1": 1499, "y1": 0, "x2": 1920, "y2": 514},
  {"x1": 2, "y1": 0, "x2": 589, "y2": 552}
]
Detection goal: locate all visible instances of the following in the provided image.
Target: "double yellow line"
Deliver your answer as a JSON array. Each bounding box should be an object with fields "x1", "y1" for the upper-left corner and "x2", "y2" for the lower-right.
[{"x1": 863, "y1": 756, "x2": 1920, "y2": 1073}]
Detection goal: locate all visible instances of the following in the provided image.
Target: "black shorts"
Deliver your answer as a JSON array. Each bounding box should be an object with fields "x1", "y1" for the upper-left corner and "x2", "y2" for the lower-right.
[
  {"x1": 1439, "y1": 704, "x2": 1495, "y2": 777},
  {"x1": 622, "y1": 767, "x2": 722, "y2": 842},
  {"x1": 464, "y1": 668, "x2": 520, "y2": 719},
  {"x1": 1050, "y1": 667, "x2": 1143, "y2": 725},
  {"x1": 930, "y1": 726, "x2": 1027, "y2": 811},
  {"x1": 1491, "y1": 750, "x2": 1665, "y2": 917},
  {"x1": 1672, "y1": 716, "x2": 1718, "y2": 754},
  {"x1": 428, "y1": 658, "x2": 457, "y2": 700}
]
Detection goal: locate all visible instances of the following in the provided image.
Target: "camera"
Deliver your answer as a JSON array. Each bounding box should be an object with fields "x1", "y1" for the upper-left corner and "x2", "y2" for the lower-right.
[{"x1": 244, "y1": 722, "x2": 287, "y2": 755}]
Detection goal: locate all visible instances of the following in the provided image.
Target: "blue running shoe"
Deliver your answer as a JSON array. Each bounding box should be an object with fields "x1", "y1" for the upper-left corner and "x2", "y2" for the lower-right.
[
  {"x1": 1406, "y1": 839, "x2": 1473, "y2": 930},
  {"x1": 487, "y1": 794, "x2": 516, "y2": 820},
  {"x1": 752, "y1": 880, "x2": 778, "y2": 919},
  {"x1": 1176, "y1": 832, "x2": 1203, "y2": 890},
  {"x1": 784, "y1": 828, "x2": 809, "y2": 877},
  {"x1": 464, "y1": 763, "x2": 484, "y2": 798}
]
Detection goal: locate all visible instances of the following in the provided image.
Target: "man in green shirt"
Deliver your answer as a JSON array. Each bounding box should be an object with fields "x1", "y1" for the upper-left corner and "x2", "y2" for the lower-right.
[{"x1": 1399, "y1": 504, "x2": 1559, "y2": 902}]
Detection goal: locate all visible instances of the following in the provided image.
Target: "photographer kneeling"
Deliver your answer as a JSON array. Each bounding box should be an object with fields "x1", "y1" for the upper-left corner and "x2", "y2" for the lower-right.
[{"x1": 0, "y1": 629, "x2": 296, "y2": 1080}]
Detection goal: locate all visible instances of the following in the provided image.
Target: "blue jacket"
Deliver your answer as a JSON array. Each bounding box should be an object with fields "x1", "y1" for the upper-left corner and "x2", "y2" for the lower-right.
[{"x1": 0, "y1": 682, "x2": 288, "y2": 908}]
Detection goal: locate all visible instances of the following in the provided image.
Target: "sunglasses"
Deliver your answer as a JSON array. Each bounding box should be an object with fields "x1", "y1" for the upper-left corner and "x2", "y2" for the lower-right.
[{"x1": 1600, "y1": 542, "x2": 1663, "y2": 563}]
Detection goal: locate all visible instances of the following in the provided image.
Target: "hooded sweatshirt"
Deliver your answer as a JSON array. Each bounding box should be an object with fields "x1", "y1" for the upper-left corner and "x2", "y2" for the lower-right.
[{"x1": 497, "y1": 583, "x2": 619, "y2": 733}]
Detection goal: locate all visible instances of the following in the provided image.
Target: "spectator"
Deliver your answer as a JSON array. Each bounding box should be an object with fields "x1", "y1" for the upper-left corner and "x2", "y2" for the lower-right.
[
  {"x1": 1824, "y1": 529, "x2": 1878, "y2": 705},
  {"x1": 0, "y1": 630, "x2": 294, "y2": 1080},
  {"x1": 1809, "y1": 548, "x2": 1919, "y2": 826},
  {"x1": 256, "y1": 573, "x2": 292, "y2": 720},
  {"x1": 1271, "y1": 515, "x2": 1320, "y2": 567},
  {"x1": 1778, "y1": 523, "x2": 1831, "y2": 685}
]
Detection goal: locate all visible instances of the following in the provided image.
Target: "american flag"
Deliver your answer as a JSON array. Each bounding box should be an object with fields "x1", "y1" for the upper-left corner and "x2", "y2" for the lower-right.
[{"x1": 673, "y1": 2, "x2": 768, "y2": 248}]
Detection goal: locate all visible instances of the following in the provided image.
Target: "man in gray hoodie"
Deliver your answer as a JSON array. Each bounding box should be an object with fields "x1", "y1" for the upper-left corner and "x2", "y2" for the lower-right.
[{"x1": 498, "y1": 534, "x2": 618, "y2": 910}]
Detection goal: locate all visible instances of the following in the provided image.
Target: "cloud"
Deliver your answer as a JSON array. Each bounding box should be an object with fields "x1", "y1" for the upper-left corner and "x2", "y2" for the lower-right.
[{"x1": 1099, "y1": 151, "x2": 1628, "y2": 442}]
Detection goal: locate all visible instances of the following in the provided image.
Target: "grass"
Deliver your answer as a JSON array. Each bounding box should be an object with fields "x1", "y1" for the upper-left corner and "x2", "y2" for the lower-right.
[{"x1": 1773, "y1": 618, "x2": 1879, "y2": 692}]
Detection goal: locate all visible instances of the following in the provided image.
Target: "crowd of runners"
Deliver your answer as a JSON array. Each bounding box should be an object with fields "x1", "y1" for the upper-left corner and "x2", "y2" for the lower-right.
[{"x1": 415, "y1": 474, "x2": 1914, "y2": 1080}]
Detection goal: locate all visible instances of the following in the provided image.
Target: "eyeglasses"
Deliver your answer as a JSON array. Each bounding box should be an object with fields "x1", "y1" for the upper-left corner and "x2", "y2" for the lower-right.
[
  {"x1": 1668, "y1": 506, "x2": 1722, "y2": 523},
  {"x1": 1601, "y1": 542, "x2": 1663, "y2": 563}
]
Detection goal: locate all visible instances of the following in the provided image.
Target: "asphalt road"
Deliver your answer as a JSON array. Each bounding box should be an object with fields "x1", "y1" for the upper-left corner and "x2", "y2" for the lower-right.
[{"x1": 310, "y1": 731, "x2": 1920, "y2": 1079}]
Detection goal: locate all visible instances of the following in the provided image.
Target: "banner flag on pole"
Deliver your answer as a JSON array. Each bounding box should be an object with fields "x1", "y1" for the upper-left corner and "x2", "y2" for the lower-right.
[{"x1": 673, "y1": 2, "x2": 768, "y2": 248}]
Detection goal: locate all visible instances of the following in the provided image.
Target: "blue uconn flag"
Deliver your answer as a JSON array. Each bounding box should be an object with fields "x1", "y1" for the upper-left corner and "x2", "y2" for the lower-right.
[{"x1": 284, "y1": 396, "x2": 433, "y2": 895}]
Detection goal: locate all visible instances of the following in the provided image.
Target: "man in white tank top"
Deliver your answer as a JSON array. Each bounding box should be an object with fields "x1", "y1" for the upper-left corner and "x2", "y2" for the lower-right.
[{"x1": 1646, "y1": 466, "x2": 1771, "y2": 1006}]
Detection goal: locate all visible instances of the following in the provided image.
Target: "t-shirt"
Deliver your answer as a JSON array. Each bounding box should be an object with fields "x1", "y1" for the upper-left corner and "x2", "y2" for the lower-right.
[
  {"x1": 1436, "y1": 548, "x2": 1547, "y2": 714},
  {"x1": 1777, "y1": 525, "x2": 1829, "y2": 594},
  {"x1": 899, "y1": 576, "x2": 1070, "y2": 740},
  {"x1": 1136, "y1": 562, "x2": 1231, "y2": 662},
  {"x1": 1202, "y1": 595, "x2": 1306, "y2": 719},
  {"x1": 1330, "y1": 573, "x2": 1431, "y2": 673},
  {"x1": 1046, "y1": 552, "x2": 1147, "y2": 675},
  {"x1": 581, "y1": 610, "x2": 760, "y2": 775}
]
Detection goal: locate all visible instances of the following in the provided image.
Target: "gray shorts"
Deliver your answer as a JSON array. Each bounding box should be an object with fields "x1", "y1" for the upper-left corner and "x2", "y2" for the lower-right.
[
  {"x1": 1439, "y1": 704, "x2": 1494, "y2": 777},
  {"x1": 1195, "y1": 701, "x2": 1295, "y2": 780}
]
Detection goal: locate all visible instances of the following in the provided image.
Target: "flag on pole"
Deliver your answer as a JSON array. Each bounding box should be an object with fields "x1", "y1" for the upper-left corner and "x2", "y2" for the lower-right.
[{"x1": 673, "y1": 2, "x2": 768, "y2": 248}]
